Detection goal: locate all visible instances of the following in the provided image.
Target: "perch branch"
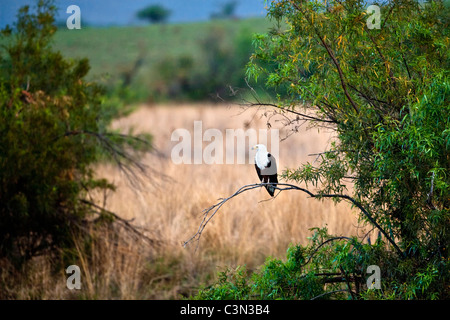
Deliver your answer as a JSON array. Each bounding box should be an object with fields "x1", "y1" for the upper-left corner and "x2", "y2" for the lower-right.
[{"x1": 183, "y1": 182, "x2": 405, "y2": 258}]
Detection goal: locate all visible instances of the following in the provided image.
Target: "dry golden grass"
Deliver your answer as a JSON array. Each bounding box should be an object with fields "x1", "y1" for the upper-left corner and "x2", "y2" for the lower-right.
[
  {"x1": 2, "y1": 103, "x2": 368, "y2": 299},
  {"x1": 89, "y1": 103, "x2": 363, "y2": 298},
  {"x1": 104, "y1": 102, "x2": 360, "y2": 241}
]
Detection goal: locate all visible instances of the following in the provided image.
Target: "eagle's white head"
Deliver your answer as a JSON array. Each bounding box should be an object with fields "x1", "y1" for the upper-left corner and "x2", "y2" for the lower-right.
[{"x1": 252, "y1": 144, "x2": 268, "y2": 153}]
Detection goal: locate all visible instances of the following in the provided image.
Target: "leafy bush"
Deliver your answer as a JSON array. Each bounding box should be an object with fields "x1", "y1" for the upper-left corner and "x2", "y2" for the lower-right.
[
  {"x1": 196, "y1": 228, "x2": 385, "y2": 300},
  {"x1": 211, "y1": 1, "x2": 239, "y2": 19},
  {"x1": 196, "y1": 226, "x2": 446, "y2": 300},
  {"x1": 0, "y1": 0, "x2": 150, "y2": 265}
]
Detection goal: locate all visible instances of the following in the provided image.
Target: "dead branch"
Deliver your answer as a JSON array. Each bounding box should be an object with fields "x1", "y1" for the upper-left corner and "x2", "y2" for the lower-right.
[
  {"x1": 241, "y1": 78, "x2": 338, "y2": 127},
  {"x1": 427, "y1": 171, "x2": 436, "y2": 210},
  {"x1": 80, "y1": 199, "x2": 161, "y2": 246}
]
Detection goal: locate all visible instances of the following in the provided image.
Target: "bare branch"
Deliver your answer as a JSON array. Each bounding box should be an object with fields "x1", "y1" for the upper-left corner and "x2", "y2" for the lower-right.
[
  {"x1": 80, "y1": 199, "x2": 161, "y2": 246},
  {"x1": 52, "y1": 129, "x2": 167, "y2": 190},
  {"x1": 245, "y1": 101, "x2": 337, "y2": 124},
  {"x1": 241, "y1": 79, "x2": 338, "y2": 125}
]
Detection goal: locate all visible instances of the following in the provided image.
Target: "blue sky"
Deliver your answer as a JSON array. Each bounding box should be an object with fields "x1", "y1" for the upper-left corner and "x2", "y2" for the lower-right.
[{"x1": 0, "y1": 0, "x2": 267, "y2": 28}]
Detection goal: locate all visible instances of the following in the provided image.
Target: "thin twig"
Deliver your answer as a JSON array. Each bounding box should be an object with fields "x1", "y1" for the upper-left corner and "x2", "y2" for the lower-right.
[
  {"x1": 300, "y1": 236, "x2": 353, "y2": 268},
  {"x1": 340, "y1": 266, "x2": 356, "y2": 300},
  {"x1": 310, "y1": 289, "x2": 350, "y2": 300},
  {"x1": 80, "y1": 199, "x2": 161, "y2": 246}
]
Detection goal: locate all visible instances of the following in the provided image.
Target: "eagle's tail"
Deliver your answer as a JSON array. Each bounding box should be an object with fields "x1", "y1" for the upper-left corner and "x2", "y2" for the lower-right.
[{"x1": 265, "y1": 174, "x2": 278, "y2": 197}]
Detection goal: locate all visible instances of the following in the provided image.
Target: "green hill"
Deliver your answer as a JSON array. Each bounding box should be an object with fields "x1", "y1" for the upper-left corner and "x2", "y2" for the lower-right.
[{"x1": 53, "y1": 17, "x2": 274, "y2": 102}]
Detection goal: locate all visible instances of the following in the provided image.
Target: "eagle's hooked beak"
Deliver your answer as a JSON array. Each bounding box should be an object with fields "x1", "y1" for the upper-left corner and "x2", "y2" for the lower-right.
[{"x1": 252, "y1": 145, "x2": 258, "y2": 151}]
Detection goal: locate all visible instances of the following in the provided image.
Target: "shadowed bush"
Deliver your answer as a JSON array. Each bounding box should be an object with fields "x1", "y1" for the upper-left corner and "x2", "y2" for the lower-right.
[{"x1": 0, "y1": 0, "x2": 151, "y2": 266}]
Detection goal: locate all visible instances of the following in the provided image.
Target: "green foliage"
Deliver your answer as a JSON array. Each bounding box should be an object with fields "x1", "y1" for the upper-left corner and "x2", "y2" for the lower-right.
[
  {"x1": 195, "y1": 228, "x2": 380, "y2": 300},
  {"x1": 136, "y1": 5, "x2": 171, "y2": 24},
  {"x1": 195, "y1": 254, "x2": 325, "y2": 300},
  {"x1": 242, "y1": 0, "x2": 449, "y2": 299},
  {"x1": 0, "y1": 1, "x2": 150, "y2": 265},
  {"x1": 196, "y1": 227, "x2": 448, "y2": 300},
  {"x1": 195, "y1": 266, "x2": 251, "y2": 300}
]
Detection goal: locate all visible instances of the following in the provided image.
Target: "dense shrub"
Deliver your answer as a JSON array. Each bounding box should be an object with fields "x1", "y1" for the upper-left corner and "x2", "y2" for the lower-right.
[
  {"x1": 0, "y1": 0, "x2": 150, "y2": 265},
  {"x1": 196, "y1": 228, "x2": 384, "y2": 300}
]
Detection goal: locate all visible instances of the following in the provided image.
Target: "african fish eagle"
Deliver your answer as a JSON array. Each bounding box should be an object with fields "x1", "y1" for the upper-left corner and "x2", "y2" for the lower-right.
[{"x1": 252, "y1": 144, "x2": 278, "y2": 197}]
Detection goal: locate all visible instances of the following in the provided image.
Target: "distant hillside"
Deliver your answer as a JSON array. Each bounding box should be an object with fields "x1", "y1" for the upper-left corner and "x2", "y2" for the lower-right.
[{"x1": 52, "y1": 17, "x2": 275, "y2": 102}]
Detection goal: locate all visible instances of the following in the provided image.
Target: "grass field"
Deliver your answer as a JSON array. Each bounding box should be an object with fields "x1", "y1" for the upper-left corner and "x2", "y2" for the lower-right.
[{"x1": 97, "y1": 103, "x2": 363, "y2": 299}]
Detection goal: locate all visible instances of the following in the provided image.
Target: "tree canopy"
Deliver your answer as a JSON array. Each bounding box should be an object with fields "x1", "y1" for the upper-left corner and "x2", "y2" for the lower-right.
[{"x1": 136, "y1": 4, "x2": 171, "y2": 24}]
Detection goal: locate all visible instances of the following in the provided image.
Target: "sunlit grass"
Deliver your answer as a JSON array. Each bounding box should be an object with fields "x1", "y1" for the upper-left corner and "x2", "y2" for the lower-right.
[{"x1": 1, "y1": 103, "x2": 363, "y2": 299}]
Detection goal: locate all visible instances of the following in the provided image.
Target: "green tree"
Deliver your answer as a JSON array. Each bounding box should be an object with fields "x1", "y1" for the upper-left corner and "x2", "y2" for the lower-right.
[
  {"x1": 195, "y1": 0, "x2": 449, "y2": 299},
  {"x1": 137, "y1": 4, "x2": 171, "y2": 24},
  {"x1": 0, "y1": 0, "x2": 151, "y2": 265},
  {"x1": 248, "y1": 0, "x2": 449, "y2": 299},
  {"x1": 211, "y1": 1, "x2": 238, "y2": 19}
]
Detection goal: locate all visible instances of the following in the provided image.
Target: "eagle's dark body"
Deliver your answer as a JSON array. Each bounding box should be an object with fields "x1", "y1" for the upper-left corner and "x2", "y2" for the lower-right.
[{"x1": 253, "y1": 144, "x2": 278, "y2": 197}]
